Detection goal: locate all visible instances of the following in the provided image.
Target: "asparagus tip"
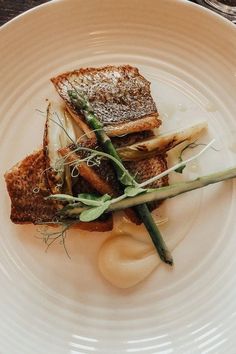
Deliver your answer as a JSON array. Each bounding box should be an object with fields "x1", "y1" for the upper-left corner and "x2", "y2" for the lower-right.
[{"x1": 160, "y1": 250, "x2": 174, "y2": 266}]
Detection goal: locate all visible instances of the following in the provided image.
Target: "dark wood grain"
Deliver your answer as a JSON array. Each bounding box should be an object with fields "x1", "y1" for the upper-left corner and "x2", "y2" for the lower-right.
[
  {"x1": 0, "y1": 0, "x2": 199, "y2": 27},
  {"x1": 0, "y1": 0, "x2": 50, "y2": 26}
]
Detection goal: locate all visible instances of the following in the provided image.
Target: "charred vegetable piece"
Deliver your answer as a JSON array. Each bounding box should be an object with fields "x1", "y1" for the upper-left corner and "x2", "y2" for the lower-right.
[{"x1": 117, "y1": 122, "x2": 207, "y2": 161}]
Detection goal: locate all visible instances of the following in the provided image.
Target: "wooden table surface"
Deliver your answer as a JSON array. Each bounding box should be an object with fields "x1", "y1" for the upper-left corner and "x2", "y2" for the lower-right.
[
  {"x1": 0, "y1": 0, "x2": 50, "y2": 26},
  {"x1": 0, "y1": 0, "x2": 199, "y2": 26}
]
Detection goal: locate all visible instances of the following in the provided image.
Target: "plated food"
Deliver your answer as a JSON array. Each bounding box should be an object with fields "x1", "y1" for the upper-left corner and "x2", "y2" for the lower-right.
[
  {"x1": 1, "y1": 0, "x2": 236, "y2": 351},
  {"x1": 4, "y1": 65, "x2": 236, "y2": 288}
]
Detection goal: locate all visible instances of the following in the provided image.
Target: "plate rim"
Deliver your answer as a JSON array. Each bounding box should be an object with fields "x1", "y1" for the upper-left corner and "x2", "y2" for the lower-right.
[{"x1": 1, "y1": 1, "x2": 236, "y2": 353}]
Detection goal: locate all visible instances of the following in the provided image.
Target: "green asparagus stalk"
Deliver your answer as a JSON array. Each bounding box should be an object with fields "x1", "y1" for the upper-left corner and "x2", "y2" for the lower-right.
[
  {"x1": 60, "y1": 166, "x2": 236, "y2": 214},
  {"x1": 68, "y1": 90, "x2": 173, "y2": 266},
  {"x1": 111, "y1": 166, "x2": 236, "y2": 210}
]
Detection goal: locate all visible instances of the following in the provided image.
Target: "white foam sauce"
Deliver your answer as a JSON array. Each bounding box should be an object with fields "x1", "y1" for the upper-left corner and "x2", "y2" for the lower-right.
[
  {"x1": 98, "y1": 234, "x2": 158, "y2": 289},
  {"x1": 98, "y1": 219, "x2": 186, "y2": 289}
]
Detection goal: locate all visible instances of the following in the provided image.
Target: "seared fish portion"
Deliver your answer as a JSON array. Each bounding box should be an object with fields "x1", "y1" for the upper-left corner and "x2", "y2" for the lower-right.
[
  {"x1": 51, "y1": 65, "x2": 161, "y2": 137},
  {"x1": 59, "y1": 139, "x2": 122, "y2": 197},
  {"x1": 4, "y1": 149, "x2": 113, "y2": 231},
  {"x1": 4, "y1": 149, "x2": 61, "y2": 224},
  {"x1": 125, "y1": 155, "x2": 168, "y2": 214},
  {"x1": 59, "y1": 137, "x2": 168, "y2": 224}
]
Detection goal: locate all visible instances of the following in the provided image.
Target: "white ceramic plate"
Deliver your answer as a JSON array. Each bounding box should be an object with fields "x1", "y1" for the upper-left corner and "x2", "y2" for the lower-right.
[{"x1": 1, "y1": 0, "x2": 236, "y2": 353}]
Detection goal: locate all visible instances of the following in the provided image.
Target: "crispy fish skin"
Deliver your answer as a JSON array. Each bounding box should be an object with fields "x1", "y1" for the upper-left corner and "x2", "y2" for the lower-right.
[
  {"x1": 4, "y1": 149, "x2": 61, "y2": 224},
  {"x1": 4, "y1": 149, "x2": 113, "y2": 231},
  {"x1": 124, "y1": 156, "x2": 168, "y2": 189},
  {"x1": 123, "y1": 155, "x2": 168, "y2": 223},
  {"x1": 51, "y1": 65, "x2": 161, "y2": 137}
]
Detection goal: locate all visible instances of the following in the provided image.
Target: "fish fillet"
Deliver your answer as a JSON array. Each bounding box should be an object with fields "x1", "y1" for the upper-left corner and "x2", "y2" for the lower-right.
[
  {"x1": 4, "y1": 149, "x2": 113, "y2": 231},
  {"x1": 51, "y1": 65, "x2": 161, "y2": 137}
]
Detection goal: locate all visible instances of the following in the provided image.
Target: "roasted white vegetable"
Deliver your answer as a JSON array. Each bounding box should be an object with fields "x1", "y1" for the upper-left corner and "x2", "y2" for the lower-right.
[
  {"x1": 117, "y1": 122, "x2": 208, "y2": 161},
  {"x1": 43, "y1": 103, "x2": 81, "y2": 194}
]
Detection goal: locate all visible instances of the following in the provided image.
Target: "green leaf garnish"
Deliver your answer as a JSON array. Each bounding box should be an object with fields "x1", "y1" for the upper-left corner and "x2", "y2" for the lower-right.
[
  {"x1": 175, "y1": 149, "x2": 186, "y2": 174},
  {"x1": 77, "y1": 193, "x2": 111, "y2": 206},
  {"x1": 174, "y1": 141, "x2": 216, "y2": 174},
  {"x1": 175, "y1": 163, "x2": 186, "y2": 174},
  {"x1": 46, "y1": 194, "x2": 80, "y2": 203},
  {"x1": 79, "y1": 201, "x2": 111, "y2": 222}
]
